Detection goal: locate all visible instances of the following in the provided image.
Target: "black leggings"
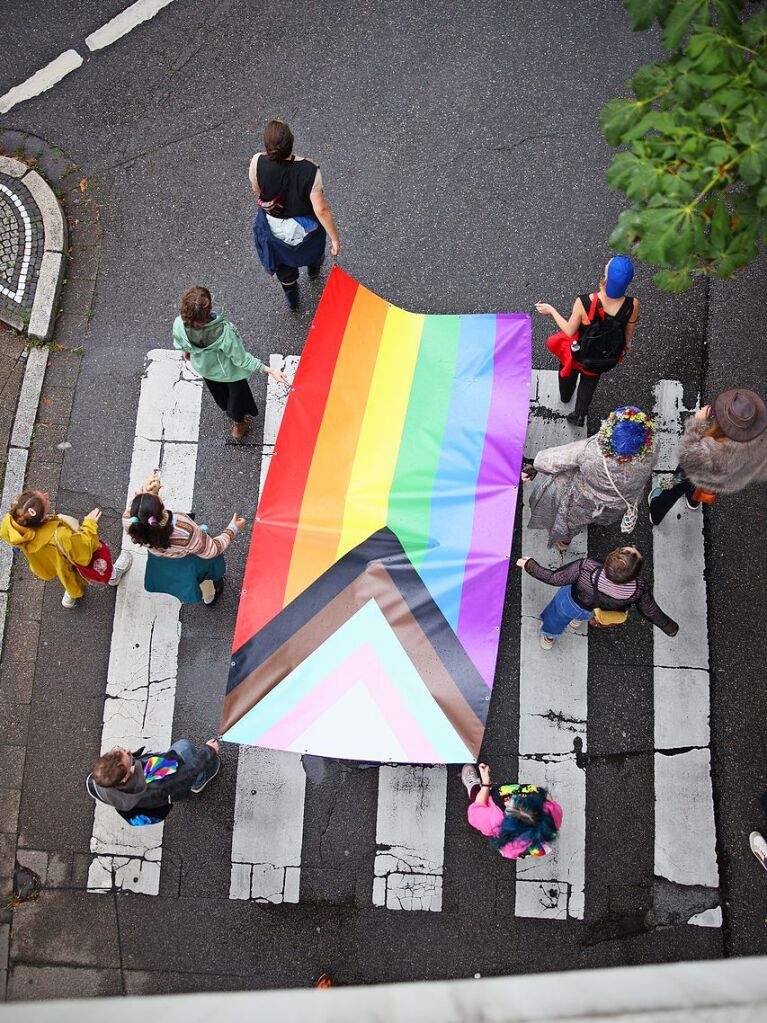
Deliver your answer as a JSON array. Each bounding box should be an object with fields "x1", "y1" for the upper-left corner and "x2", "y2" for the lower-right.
[
  {"x1": 558, "y1": 369, "x2": 601, "y2": 418},
  {"x1": 649, "y1": 471, "x2": 699, "y2": 523},
  {"x1": 205, "y1": 378, "x2": 258, "y2": 422}
]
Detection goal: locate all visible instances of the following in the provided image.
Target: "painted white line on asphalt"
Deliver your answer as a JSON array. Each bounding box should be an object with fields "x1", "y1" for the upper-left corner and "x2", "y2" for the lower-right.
[
  {"x1": 228, "y1": 356, "x2": 308, "y2": 904},
  {"x1": 516, "y1": 369, "x2": 587, "y2": 921},
  {"x1": 373, "y1": 765, "x2": 447, "y2": 912},
  {"x1": 229, "y1": 747, "x2": 305, "y2": 903},
  {"x1": 88, "y1": 350, "x2": 202, "y2": 895},
  {"x1": 86, "y1": 0, "x2": 177, "y2": 51},
  {"x1": 0, "y1": 50, "x2": 84, "y2": 115},
  {"x1": 651, "y1": 380, "x2": 720, "y2": 923}
]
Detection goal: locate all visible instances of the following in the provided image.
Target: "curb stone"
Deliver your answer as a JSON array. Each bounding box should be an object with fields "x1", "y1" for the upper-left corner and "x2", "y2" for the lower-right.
[
  {"x1": 0, "y1": 156, "x2": 67, "y2": 342},
  {"x1": 0, "y1": 132, "x2": 103, "y2": 1003}
]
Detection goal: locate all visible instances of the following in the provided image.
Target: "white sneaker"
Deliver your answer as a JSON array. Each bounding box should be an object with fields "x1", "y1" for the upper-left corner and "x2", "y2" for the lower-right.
[
  {"x1": 539, "y1": 632, "x2": 555, "y2": 650},
  {"x1": 108, "y1": 550, "x2": 133, "y2": 586},
  {"x1": 749, "y1": 831, "x2": 767, "y2": 871},
  {"x1": 61, "y1": 593, "x2": 77, "y2": 608},
  {"x1": 461, "y1": 764, "x2": 480, "y2": 797}
]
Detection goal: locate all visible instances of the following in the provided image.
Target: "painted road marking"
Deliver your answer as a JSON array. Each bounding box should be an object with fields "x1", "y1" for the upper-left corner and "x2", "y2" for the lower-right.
[
  {"x1": 228, "y1": 357, "x2": 308, "y2": 904},
  {"x1": 86, "y1": 0, "x2": 177, "y2": 52},
  {"x1": 0, "y1": 50, "x2": 84, "y2": 115},
  {"x1": 651, "y1": 380, "x2": 720, "y2": 926},
  {"x1": 87, "y1": 350, "x2": 202, "y2": 894},
  {"x1": 0, "y1": 0, "x2": 177, "y2": 114},
  {"x1": 229, "y1": 746, "x2": 305, "y2": 903},
  {"x1": 373, "y1": 765, "x2": 447, "y2": 911},
  {"x1": 515, "y1": 369, "x2": 588, "y2": 921}
]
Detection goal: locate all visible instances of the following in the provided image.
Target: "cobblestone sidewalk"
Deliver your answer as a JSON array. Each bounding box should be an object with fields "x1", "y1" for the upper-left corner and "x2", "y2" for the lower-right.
[{"x1": 0, "y1": 132, "x2": 103, "y2": 1002}]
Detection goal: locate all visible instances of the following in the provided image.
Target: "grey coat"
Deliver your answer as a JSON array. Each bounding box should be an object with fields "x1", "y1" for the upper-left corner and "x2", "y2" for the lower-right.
[
  {"x1": 527, "y1": 435, "x2": 657, "y2": 546},
  {"x1": 680, "y1": 418, "x2": 767, "y2": 494}
]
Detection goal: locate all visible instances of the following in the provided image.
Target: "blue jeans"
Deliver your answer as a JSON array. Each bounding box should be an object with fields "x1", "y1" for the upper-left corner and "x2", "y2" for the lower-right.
[
  {"x1": 168, "y1": 739, "x2": 217, "y2": 790},
  {"x1": 540, "y1": 585, "x2": 593, "y2": 639}
]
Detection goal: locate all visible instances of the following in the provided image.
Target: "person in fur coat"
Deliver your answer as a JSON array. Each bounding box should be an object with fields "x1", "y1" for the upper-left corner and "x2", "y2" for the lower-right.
[
  {"x1": 649, "y1": 389, "x2": 767, "y2": 525},
  {"x1": 524, "y1": 406, "x2": 656, "y2": 549}
]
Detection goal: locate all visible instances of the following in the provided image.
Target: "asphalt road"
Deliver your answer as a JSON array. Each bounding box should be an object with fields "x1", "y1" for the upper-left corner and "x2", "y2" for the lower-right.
[{"x1": 1, "y1": 0, "x2": 766, "y2": 999}]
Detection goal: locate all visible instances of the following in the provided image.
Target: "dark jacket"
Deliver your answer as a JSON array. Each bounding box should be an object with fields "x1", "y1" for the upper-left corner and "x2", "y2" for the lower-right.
[
  {"x1": 525, "y1": 556, "x2": 678, "y2": 636},
  {"x1": 86, "y1": 744, "x2": 218, "y2": 824},
  {"x1": 252, "y1": 208, "x2": 326, "y2": 275}
]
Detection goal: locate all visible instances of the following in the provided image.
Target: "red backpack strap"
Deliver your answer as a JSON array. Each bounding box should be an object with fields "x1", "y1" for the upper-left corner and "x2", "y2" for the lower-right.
[{"x1": 581, "y1": 292, "x2": 601, "y2": 323}]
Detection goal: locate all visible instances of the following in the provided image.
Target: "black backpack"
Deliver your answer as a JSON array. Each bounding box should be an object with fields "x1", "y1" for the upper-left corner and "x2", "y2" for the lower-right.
[{"x1": 573, "y1": 293, "x2": 633, "y2": 373}]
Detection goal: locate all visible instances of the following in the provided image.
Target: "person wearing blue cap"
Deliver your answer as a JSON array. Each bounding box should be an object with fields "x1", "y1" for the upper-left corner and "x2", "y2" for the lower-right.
[
  {"x1": 536, "y1": 256, "x2": 640, "y2": 426},
  {"x1": 522, "y1": 407, "x2": 657, "y2": 549}
]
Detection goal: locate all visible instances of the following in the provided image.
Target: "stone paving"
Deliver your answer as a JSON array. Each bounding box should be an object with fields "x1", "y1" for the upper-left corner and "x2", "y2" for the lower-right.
[
  {"x1": 0, "y1": 173, "x2": 45, "y2": 328},
  {"x1": 0, "y1": 134, "x2": 102, "y2": 1002}
]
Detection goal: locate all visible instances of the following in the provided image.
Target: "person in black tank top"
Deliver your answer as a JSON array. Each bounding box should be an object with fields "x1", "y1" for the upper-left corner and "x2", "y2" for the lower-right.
[
  {"x1": 535, "y1": 256, "x2": 640, "y2": 426},
  {"x1": 250, "y1": 120, "x2": 341, "y2": 310}
]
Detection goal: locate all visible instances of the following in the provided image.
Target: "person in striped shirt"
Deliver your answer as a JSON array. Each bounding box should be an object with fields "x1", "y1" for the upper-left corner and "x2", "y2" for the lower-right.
[
  {"x1": 122, "y1": 470, "x2": 245, "y2": 605},
  {"x1": 517, "y1": 545, "x2": 678, "y2": 650}
]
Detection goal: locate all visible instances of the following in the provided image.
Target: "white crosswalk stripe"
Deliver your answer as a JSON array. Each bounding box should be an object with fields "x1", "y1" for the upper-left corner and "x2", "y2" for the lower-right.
[
  {"x1": 94, "y1": 355, "x2": 720, "y2": 925},
  {"x1": 88, "y1": 350, "x2": 202, "y2": 894},
  {"x1": 516, "y1": 369, "x2": 588, "y2": 921},
  {"x1": 373, "y1": 765, "x2": 447, "y2": 912},
  {"x1": 651, "y1": 380, "x2": 720, "y2": 926}
]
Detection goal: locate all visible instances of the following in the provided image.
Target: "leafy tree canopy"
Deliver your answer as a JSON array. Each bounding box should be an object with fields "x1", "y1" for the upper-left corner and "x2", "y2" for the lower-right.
[{"x1": 602, "y1": 0, "x2": 767, "y2": 291}]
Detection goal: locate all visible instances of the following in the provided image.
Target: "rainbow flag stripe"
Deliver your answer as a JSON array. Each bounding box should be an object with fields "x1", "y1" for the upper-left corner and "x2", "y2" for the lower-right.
[{"x1": 223, "y1": 267, "x2": 531, "y2": 763}]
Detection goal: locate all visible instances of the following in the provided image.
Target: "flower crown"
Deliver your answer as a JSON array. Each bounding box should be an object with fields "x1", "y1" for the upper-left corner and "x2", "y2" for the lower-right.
[{"x1": 597, "y1": 406, "x2": 655, "y2": 462}]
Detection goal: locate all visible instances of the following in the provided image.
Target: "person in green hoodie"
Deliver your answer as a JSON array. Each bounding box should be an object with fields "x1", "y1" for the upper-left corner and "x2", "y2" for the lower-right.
[{"x1": 173, "y1": 286, "x2": 288, "y2": 439}]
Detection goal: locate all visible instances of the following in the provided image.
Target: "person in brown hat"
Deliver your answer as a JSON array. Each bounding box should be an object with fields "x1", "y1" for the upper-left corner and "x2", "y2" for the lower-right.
[{"x1": 648, "y1": 388, "x2": 767, "y2": 525}]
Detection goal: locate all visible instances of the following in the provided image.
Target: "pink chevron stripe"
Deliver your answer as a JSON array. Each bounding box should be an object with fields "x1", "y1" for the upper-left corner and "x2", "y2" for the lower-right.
[{"x1": 256, "y1": 642, "x2": 441, "y2": 761}]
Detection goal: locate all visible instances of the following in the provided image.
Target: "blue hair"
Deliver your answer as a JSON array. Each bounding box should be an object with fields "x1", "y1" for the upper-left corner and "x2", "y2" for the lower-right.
[{"x1": 487, "y1": 787, "x2": 559, "y2": 854}]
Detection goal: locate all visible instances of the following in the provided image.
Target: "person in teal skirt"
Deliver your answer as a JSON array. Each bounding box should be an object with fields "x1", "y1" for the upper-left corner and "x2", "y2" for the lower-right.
[{"x1": 123, "y1": 470, "x2": 245, "y2": 605}]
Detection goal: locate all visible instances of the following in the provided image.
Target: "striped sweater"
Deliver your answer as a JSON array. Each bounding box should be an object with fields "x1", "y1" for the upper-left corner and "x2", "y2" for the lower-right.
[{"x1": 122, "y1": 511, "x2": 237, "y2": 559}]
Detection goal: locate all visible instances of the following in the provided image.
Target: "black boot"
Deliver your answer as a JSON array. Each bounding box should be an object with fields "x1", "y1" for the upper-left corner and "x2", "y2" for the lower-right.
[{"x1": 283, "y1": 282, "x2": 299, "y2": 310}]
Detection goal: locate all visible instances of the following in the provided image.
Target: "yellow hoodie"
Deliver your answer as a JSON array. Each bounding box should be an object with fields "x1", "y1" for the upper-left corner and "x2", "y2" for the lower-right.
[{"x1": 0, "y1": 513, "x2": 100, "y2": 598}]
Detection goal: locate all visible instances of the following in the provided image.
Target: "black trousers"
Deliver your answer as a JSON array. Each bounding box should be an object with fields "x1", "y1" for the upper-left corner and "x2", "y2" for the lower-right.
[
  {"x1": 649, "y1": 471, "x2": 698, "y2": 524},
  {"x1": 205, "y1": 378, "x2": 258, "y2": 422},
  {"x1": 274, "y1": 257, "x2": 324, "y2": 286},
  {"x1": 558, "y1": 369, "x2": 601, "y2": 418}
]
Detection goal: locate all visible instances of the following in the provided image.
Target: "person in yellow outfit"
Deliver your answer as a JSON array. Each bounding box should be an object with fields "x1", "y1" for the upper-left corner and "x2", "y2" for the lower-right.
[{"x1": 0, "y1": 490, "x2": 132, "y2": 608}]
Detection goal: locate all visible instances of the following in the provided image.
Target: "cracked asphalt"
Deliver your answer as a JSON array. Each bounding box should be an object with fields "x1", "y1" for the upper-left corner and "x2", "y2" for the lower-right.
[{"x1": 1, "y1": 0, "x2": 766, "y2": 1001}]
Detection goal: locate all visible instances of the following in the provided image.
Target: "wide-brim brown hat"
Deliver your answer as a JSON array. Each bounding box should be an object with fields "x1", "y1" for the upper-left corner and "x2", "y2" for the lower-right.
[{"x1": 713, "y1": 388, "x2": 767, "y2": 442}]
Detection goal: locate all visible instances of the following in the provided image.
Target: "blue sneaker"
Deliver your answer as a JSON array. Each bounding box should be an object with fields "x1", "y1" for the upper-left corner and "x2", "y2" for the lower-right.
[{"x1": 191, "y1": 758, "x2": 221, "y2": 794}]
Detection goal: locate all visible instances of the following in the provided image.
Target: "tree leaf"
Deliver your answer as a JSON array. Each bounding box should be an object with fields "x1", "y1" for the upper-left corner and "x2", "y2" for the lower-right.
[
  {"x1": 663, "y1": 0, "x2": 704, "y2": 50},
  {"x1": 741, "y1": 6, "x2": 767, "y2": 47},
  {"x1": 712, "y1": 0, "x2": 745, "y2": 37},
  {"x1": 629, "y1": 62, "x2": 670, "y2": 99},
  {"x1": 623, "y1": 0, "x2": 662, "y2": 31},
  {"x1": 654, "y1": 267, "x2": 693, "y2": 291},
  {"x1": 709, "y1": 197, "x2": 731, "y2": 249},
  {"x1": 740, "y1": 149, "x2": 762, "y2": 185},
  {"x1": 600, "y1": 99, "x2": 644, "y2": 146}
]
